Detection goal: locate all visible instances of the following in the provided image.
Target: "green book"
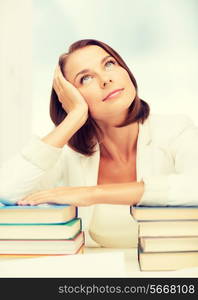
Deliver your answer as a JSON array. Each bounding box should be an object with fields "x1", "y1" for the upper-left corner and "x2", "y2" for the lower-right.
[{"x1": 0, "y1": 218, "x2": 81, "y2": 240}]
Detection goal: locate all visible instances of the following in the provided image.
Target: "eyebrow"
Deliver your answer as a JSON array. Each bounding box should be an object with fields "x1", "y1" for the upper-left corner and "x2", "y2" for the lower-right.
[{"x1": 74, "y1": 55, "x2": 112, "y2": 82}]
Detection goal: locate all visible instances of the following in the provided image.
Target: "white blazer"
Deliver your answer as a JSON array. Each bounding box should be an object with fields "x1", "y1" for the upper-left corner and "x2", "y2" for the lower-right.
[{"x1": 1, "y1": 113, "x2": 198, "y2": 247}]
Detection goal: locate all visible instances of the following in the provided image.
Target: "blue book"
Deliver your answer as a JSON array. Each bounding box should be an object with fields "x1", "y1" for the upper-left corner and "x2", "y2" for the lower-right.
[
  {"x1": 0, "y1": 199, "x2": 77, "y2": 224},
  {"x1": 0, "y1": 198, "x2": 16, "y2": 206}
]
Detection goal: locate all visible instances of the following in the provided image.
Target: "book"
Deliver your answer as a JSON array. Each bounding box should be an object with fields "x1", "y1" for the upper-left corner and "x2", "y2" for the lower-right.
[
  {"x1": 138, "y1": 249, "x2": 198, "y2": 271},
  {"x1": 139, "y1": 236, "x2": 198, "y2": 252},
  {"x1": 0, "y1": 231, "x2": 84, "y2": 254},
  {"x1": 130, "y1": 205, "x2": 198, "y2": 221},
  {"x1": 0, "y1": 198, "x2": 17, "y2": 206},
  {"x1": 0, "y1": 244, "x2": 84, "y2": 259},
  {"x1": 0, "y1": 218, "x2": 81, "y2": 239},
  {"x1": 132, "y1": 206, "x2": 198, "y2": 271},
  {"x1": 138, "y1": 221, "x2": 198, "y2": 237},
  {"x1": 0, "y1": 204, "x2": 77, "y2": 224}
]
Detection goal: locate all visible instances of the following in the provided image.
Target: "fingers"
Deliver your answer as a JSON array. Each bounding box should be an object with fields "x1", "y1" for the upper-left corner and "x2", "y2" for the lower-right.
[
  {"x1": 17, "y1": 191, "x2": 55, "y2": 206},
  {"x1": 54, "y1": 65, "x2": 68, "y2": 87},
  {"x1": 53, "y1": 65, "x2": 70, "y2": 105},
  {"x1": 56, "y1": 65, "x2": 66, "y2": 82},
  {"x1": 17, "y1": 197, "x2": 43, "y2": 206},
  {"x1": 53, "y1": 65, "x2": 63, "y2": 93},
  {"x1": 53, "y1": 65, "x2": 73, "y2": 111}
]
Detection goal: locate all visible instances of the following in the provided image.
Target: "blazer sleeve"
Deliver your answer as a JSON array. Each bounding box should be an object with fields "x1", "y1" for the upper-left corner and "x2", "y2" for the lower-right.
[
  {"x1": 0, "y1": 136, "x2": 65, "y2": 204},
  {"x1": 139, "y1": 116, "x2": 198, "y2": 206}
]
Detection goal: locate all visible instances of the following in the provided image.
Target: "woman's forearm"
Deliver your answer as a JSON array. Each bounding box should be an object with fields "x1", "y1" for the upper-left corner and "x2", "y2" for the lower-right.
[
  {"x1": 93, "y1": 181, "x2": 144, "y2": 206},
  {"x1": 18, "y1": 182, "x2": 144, "y2": 206},
  {"x1": 41, "y1": 110, "x2": 87, "y2": 148}
]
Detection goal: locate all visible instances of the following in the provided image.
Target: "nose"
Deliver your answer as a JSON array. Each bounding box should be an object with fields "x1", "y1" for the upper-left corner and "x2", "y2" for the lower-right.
[
  {"x1": 99, "y1": 73, "x2": 112, "y2": 88},
  {"x1": 102, "y1": 78, "x2": 112, "y2": 87}
]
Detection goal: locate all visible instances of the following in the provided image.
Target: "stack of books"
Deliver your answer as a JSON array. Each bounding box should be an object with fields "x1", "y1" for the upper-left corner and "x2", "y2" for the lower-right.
[
  {"x1": 0, "y1": 202, "x2": 84, "y2": 258},
  {"x1": 130, "y1": 205, "x2": 198, "y2": 271}
]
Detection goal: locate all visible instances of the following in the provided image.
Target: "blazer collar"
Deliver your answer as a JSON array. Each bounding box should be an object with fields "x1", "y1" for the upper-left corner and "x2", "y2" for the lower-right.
[{"x1": 138, "y1": 115, "x2": 152, "y2": 146}]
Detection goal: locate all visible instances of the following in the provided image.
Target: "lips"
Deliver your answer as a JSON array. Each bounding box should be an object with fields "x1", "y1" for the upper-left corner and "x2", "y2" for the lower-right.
[{"x1": 102, "y1": 88, "x2": 124, "y2": 101}]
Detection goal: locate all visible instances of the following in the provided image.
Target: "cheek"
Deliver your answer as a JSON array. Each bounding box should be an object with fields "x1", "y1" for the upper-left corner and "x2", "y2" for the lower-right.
[
  {"x1": 117, "y1": 69, "x2": 135, "y2": 87},
  {"x1": 78, "y1": 85, "x2": 102, "y2": 117},
  {"x1": 123, "y1": 73, "x2": 136, "y2": 97},
  {"x1": 117, "y1": 71, "x2": 136, "y2": 104},
  {"x1": 78, "y1": 84, "x2": 98, "y2": 106}
]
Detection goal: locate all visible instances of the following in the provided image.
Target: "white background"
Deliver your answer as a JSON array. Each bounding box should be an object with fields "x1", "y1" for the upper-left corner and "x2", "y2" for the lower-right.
[{"x1": 0, "y1": 0, "x2": 198, "y2": 164}]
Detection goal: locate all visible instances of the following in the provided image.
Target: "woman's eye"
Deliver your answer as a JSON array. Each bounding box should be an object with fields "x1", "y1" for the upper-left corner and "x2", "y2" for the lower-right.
[
  {"x1": 105, "y1": 60, "x2": 116, "y2": 68},
  {"x1": 80, "y1": 75, "x2": 92, "y2": 84}
]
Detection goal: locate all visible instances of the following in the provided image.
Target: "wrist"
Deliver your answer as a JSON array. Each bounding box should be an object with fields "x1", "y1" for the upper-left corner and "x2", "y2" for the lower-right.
[
  {"x1": 85, "y1": 186, "x2": 98, "y2": 206},
  {"x1": 92, "y1": 182, "x2": 145, "y2": 205},
  {"x1": 67, "y1": 109, "x2": 88, "y2": 124}
]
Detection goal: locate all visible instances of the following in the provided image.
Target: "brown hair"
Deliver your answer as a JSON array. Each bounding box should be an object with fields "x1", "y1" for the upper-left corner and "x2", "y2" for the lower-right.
[{"x1": 50, "y1": 39, "x2": 150, "y2": 156}]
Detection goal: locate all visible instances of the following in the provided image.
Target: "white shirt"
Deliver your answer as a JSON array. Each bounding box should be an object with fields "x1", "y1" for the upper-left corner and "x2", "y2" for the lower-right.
[{"x1": 1, "y1": 113, "x2": 198, "y2": 247}]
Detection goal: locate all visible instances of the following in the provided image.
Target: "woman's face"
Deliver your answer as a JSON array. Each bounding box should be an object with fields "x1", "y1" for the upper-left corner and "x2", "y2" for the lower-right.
[{"x1": 64, "y1": 45, "x2": 136, "y2": 122}]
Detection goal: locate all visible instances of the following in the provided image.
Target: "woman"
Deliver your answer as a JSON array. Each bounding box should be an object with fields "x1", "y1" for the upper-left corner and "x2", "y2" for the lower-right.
[{"x1": 1, "y1": 39, "x2": 198, "y2": 247}]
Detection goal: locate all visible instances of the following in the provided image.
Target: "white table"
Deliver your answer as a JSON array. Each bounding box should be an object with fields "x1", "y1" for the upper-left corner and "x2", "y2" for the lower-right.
[
  {"x1": 0, "y1": 247, "x2": 197, "y2": 277},
  {"x1": 84, "y1": 247, "x2": 198, "y2": 278}
]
